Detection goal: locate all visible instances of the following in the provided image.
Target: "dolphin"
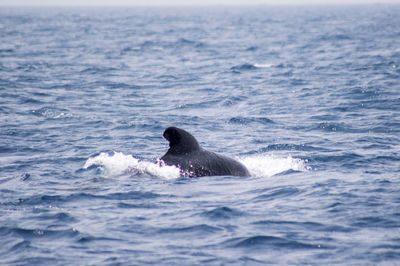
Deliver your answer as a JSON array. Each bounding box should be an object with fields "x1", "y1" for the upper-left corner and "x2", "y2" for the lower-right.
[{"x1": 160, "y1": 127, "x2": 250, "y2": 177}]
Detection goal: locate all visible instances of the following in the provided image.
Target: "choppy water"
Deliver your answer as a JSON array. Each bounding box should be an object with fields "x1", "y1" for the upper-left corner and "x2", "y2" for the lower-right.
[{"x1": 1, "y1": 5, "x2": 400, "y2": 265}]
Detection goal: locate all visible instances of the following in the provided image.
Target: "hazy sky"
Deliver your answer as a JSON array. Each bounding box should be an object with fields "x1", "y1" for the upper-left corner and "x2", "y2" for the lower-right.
[{"x1": 2, "y1": 0, "x2": 400, "y2": 6}]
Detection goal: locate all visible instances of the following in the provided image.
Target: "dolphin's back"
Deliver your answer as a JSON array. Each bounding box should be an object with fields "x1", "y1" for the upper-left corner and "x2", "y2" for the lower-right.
[{"x1": 160, "y1": 127, "x2": 250, "y2": 177}]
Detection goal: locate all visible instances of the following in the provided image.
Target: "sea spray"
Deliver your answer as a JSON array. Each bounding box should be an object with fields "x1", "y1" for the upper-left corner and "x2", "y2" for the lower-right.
[{"x1": 84, "y1": 152, "x2": 180, "y2": 179}]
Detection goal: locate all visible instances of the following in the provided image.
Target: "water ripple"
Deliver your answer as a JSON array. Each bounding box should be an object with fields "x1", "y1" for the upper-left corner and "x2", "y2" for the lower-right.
[
  {"x1": 201, "y1": 206, "x2": 244, "y2": 220},
  {"x1": 225, "y1": 235, "x2": 325, "y2": 250}
]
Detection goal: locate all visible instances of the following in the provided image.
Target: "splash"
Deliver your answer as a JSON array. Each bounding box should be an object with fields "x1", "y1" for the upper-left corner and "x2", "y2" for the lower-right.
[
  {"x1": 239, "y1": 154, "x2": 310, "y2": 177},
  {"x1": 83, "y1": 152, "x2": 180, "y2": 179},
  {"x1": 83, "y1": 152, "x2": 309, "y2": 179}
]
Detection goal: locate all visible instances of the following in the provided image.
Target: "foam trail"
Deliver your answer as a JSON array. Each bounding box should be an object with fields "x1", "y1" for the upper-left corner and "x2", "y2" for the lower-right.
[
  {"x1": 83, "y1": 152, "x2": 180, "y2": 179},
  {"x1": 239, "y1": 154, "x2": 309, "y2": 177}
]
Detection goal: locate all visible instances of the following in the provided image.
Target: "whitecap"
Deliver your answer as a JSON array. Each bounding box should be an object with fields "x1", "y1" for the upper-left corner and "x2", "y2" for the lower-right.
[
  {"x1": 31, "y1": 107, "x2": 73, "y2": 119},
  {"x1": 254, "y1": 63, "x2": 273, "y2": 68}
]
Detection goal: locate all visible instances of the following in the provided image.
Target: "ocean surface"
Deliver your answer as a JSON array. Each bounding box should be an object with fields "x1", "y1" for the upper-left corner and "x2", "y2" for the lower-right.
[{"x1": 1, "y1": 5, "x2": 400, "y2": 265}]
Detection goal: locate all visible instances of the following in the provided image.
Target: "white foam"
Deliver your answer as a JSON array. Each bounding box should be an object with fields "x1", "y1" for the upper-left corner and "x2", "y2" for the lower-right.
[
  {"x1": 83, "y1": 152, "x2": 180, "y2": 179},
  {"x1": 239, "y1": 154, "x2": 310, "y2": 178},
  {"x1": 254, "y1": 63, "x2": 273, "y2": 68}
]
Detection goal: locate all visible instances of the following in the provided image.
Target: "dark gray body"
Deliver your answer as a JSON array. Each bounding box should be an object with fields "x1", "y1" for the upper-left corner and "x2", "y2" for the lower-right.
[{"x1": 160, "y1": 127, "x2": 250, "y2": 177}]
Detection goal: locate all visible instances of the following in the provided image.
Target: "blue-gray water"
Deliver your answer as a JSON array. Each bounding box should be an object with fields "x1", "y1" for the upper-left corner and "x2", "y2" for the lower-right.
[{"x1": 1, "y1": 5, "x2": 400, "y2": 265}]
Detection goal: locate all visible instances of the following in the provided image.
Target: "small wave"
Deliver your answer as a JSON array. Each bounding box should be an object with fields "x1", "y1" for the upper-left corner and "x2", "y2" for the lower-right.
[
  {"x1": 37, "y1": 212, "x2": 77, "y2": 223},
  {"x1": 319, "y1": 33, "x2": 352, "y2": 41},
  {"x1": 351, "y1": 216, "x2": 399, "y2": 228},
  {"x1": 246, "y1": 46, "x2": 258, "y2": 51},
  {"x1": 1, "y1": 226, "x2": 79, "y2": 240},
  {"x1": 254, "y1": 63, "x2": 273, "y2": 68},
  {"x1": 201, "y1": 206, "x2": 244, "y2": 220},
  {"x1": 138, "y1": 40, "x2": 164, "y2": 51},
  {"x1": 0, "y1": 48, "x2": 14, "y2": 53},
  {"x1": 231, "y1": 63, "x2": 257, "y2": 71},
  {"x1": 229, "y1": 116, "x2": 274, "y2": 125},
  {"x1": 31, "y1": 107, "x2": 73, "y2": 119},
  {"x1": 231, "y1": 63, "x2": 273, "y2": 72},
  {"x1": 239, "y1": 154, "x2": 310, "y2": 177},
  {"x1": 80, "y1": 66, "x2": 117, "y2": 74},
  {"x1": 77, "y1": 235, "x2": 121, "y2": 243},
  {"x1": 13, "y1": 191, "x2": 160, "y2": 207},
  {"x1": 252, "y1": 220, "x2": 354, "y2": 233},
  {"x1": 83, "y1": 152, "x2": 180, "y2": 179},
  {"x1": 253, "y1": 187, "x2": 300, "y2": 201},
  {"x1": 117, "y1": 202, "x2": 159, "y2": 209},
  {"x1": 314, "y1": 122, "x2": 351, "y2": 133},
  {"x1": 157, "y1": 224, "x2": 221, "y2": 235},
  {"x1": 176, "y1": 37, "x2": 205, "y2": 48},
  {"x1": 225, "y1": 235, "x2": 321, "y2": 249}
]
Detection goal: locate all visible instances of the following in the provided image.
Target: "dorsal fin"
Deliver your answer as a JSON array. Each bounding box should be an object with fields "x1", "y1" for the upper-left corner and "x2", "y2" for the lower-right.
[{"x1": 163, "y1": 127, "x2": 200, "y2": 154}]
